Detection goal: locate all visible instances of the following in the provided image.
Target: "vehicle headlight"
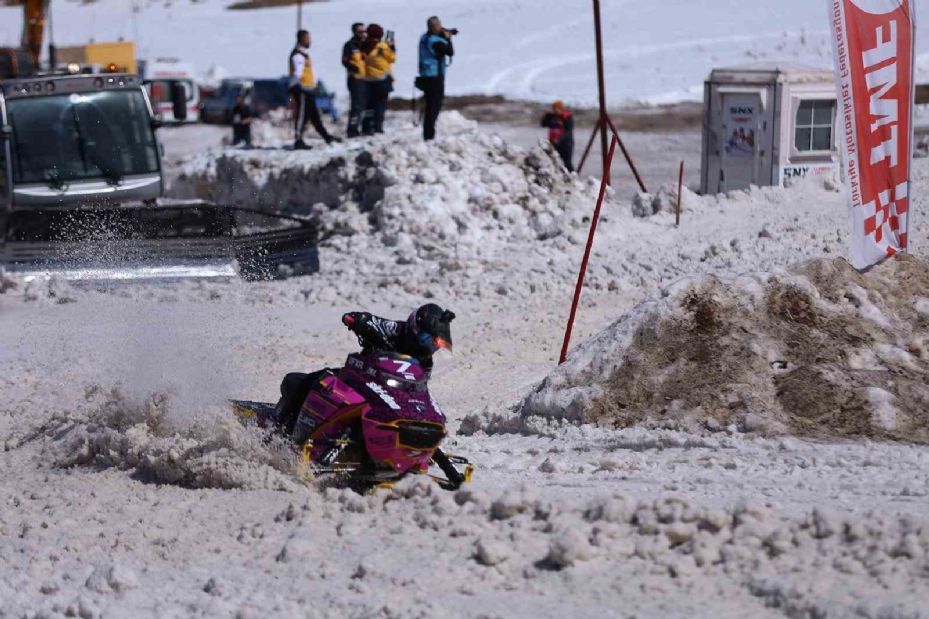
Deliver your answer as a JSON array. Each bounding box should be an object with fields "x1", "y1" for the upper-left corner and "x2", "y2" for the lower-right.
[{"x1": 384, "y1": 378, "x2": 402, "y2": 389}]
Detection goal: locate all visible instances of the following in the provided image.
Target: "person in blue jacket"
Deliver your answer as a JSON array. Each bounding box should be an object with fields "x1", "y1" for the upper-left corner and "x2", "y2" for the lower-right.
[{"x1": 417, "y1": 16, "x2": 456, "y2": 141}]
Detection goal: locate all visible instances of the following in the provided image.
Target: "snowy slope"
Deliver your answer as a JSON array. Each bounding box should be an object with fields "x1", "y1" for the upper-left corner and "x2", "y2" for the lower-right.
[{"x1": 3, "y1": 0, "x2": 928, "y2": 105}]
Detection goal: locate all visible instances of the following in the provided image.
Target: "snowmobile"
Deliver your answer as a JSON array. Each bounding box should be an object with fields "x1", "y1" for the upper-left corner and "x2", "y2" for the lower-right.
[{"x1": 231, "y1": 351, "x2": 473, "y2": 490}]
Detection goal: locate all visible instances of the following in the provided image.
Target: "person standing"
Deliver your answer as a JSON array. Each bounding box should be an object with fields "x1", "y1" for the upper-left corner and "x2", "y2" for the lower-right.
[
  {"x1": 231, "y1": 89, "x2": 254, "y2": 148},
  {"x1": 289, "y1": 29, "x2": 339, "y2": 149},
  {"x1": 342, "y1": 23, "x2": 367, "y2": 138},
  {"x1": 362, "y1": 24, "x2": 396, "y2": 135},
  {"x1": 417, "y1": 16, "x2": 455, "y2": 141},
  {"x1": 540, "y1": 100, "x2": 575, "y2": 172}
]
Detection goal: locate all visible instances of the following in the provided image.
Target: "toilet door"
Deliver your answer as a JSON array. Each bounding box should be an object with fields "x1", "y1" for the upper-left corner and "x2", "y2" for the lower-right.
[{"x1": 720, "y1": 92, "x2": 763, "y2": 192}]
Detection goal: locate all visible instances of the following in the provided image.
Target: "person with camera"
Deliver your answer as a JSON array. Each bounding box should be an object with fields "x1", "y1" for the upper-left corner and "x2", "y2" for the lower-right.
[
  {"x1": 417, "y1": 16, "x2": 456, "y2": 141},
  {"x1": 289, "y1": 29, "x2": 339, "y2": 149},
  {"x1": 361, "y1": 24, "x2": 396, "y2": 135},
  {"x1": 342, "y1": 23, "x2": 367, "y2": 138}
]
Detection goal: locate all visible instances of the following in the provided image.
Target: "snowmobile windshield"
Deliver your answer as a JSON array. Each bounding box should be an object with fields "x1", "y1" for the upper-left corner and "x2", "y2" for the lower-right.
[{"x1": 7, "y1": 90, "x2": 159, "y2": 186}]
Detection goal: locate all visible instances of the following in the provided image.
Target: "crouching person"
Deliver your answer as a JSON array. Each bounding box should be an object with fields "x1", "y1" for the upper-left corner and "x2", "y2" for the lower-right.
[{"x1": 541, "y1": 100, "x2": 574, "y2": 172}]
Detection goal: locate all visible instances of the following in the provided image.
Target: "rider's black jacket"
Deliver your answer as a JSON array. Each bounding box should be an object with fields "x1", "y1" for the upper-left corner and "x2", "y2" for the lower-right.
[{"x1": 342, "y1": 312, "x2": 434, "y2": 373}]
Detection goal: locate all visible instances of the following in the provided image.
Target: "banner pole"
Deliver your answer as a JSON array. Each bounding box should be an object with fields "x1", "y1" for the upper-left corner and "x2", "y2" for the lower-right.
[
  {"x1": 592, "y1": 0, "x2": 610, "y2": 183},
  {"x1": 604, "y1": 114, "x2": 648, "y2": 193},
  {"x1": 559, "y1": 135, "x2": 619, "y2": 364},
  {"x1": 907, "y1": 2, "x2": 916, "y2": 254}
]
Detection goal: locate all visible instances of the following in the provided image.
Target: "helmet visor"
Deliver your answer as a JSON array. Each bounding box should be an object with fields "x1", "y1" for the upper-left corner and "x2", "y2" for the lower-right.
[{"x1": 418, "y1": 331, "x2": 453, "y2": 354}]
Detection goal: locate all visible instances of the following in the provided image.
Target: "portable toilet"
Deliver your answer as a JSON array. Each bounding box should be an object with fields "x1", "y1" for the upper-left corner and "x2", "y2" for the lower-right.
[{"x1": 700, "y1": 63, "x2": 839, "y2": 194}]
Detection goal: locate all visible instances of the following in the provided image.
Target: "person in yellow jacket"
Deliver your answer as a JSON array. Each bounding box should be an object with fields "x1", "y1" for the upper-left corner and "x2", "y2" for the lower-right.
[
  {"x1": 288, "y1": 29, "x2": 338, "y2": 149},
  {"x1": 361, "y1": 24, "x2": 396, "y2": 135},
  {"x1": 342, "y1": 23, "x2": 367, "y2": 137}
]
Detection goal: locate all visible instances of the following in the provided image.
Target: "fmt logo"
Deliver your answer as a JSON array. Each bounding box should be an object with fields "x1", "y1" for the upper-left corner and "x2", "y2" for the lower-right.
[{"x1": 862, "y1": 15, "x2": 900, "y2": 166}]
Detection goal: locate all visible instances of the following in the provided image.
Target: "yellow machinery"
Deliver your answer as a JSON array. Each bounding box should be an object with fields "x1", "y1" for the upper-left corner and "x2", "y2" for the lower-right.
[
  {"x1": 57, "y1": 41, "x2": 138, "y2": 74},
  {"x1": 7, "y1": 1, "x2": 137, "y2": 74}
]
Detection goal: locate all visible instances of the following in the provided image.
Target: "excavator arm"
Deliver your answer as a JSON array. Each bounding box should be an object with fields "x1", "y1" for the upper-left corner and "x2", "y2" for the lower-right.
[{"x1": 14, "y1": 0, "x2": 49, "y2": 66}]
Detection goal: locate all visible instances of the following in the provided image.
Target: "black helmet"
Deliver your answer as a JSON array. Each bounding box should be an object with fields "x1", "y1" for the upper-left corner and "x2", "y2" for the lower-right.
[{"x1": 407, "y1": 303, "x2": 455, "y2": 354}]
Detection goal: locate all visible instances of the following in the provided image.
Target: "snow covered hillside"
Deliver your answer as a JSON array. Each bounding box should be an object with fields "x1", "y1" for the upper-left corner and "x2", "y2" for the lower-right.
[{"x1": 5, "y1": 0, "x2": 929, "y2": 105}]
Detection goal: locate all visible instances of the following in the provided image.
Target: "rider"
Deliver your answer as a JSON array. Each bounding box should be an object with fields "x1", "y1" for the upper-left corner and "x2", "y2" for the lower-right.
[
  {"x1": 341, "y1": 303, "x2": 454, "y2": 374},
  {"x1": 275, "y1": 304, "x2": 455, "y2": 434}
]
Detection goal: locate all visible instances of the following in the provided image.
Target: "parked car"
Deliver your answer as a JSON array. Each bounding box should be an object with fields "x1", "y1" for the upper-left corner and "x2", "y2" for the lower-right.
[{"x1": 199, "y1": 77, "x2": 338, "y2": 124}]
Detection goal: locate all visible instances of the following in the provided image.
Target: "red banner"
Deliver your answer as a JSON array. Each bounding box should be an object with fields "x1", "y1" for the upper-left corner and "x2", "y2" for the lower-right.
[{"x1": 829, "y1": 0, "x2": 915, "y2": 269}]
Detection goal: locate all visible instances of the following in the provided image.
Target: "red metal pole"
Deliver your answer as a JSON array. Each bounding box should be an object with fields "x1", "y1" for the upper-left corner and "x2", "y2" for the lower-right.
[
  {"x1": 592, "y1": 0, "x2": 610, "y2": 184},
  {"x1": 604, "y1": 114, "x2": 648, "y2": 193},
  {"x1": 676, "y1": 160, "x2": 684, "y2": 227},
  {"x1": 576, "y1": 116, "x2": 602, "y2": 175},
  {"x1": 559, "y1": 135, "x2": 619, "y2": 364}
]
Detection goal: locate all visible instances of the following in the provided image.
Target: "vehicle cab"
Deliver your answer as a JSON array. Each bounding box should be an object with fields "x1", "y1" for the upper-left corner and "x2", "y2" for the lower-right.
[{"x1": 0, "y1": 72, "x2": 163, "y2": 208}]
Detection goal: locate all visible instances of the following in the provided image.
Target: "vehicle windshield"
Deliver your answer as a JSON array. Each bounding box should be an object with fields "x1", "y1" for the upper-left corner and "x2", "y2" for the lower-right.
[{"x1": 7, "y1": 89, "x2": 159, "y2": 186}]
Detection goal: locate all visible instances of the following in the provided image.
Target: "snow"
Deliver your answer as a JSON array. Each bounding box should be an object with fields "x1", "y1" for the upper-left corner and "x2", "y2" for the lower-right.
[
  {"x1": 4, "y1": 118, "x2": 929, "y2": 616},
  {"x1": 5, "y1": 0, "x2": 929, "y2": 106}
]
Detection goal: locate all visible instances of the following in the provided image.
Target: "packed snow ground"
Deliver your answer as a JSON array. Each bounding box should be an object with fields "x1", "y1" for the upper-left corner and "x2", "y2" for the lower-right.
[
  {"x1": 6, "y1": 0, "x2": 929, "y2": 105},
  {"x1": 3, "y1": 119, "x2": 929, "y2": 617}
]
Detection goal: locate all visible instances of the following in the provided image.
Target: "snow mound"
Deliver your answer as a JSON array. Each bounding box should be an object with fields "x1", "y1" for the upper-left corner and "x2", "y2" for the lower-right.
[
  {"x1": 23, "y1": 385, "x2": 304, "y2": 491},
  {"x1": 515, "y1": 255, "x2": 929, "y2": 441},
  {"x1": 173, "y1": 112, "x2": 604, "y2": 263}
]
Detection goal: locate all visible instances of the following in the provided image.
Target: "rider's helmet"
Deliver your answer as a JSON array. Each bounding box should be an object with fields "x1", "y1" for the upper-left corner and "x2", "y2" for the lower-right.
[{"x1": 407, "y1": 303, "x2": 455, "y2": 355}]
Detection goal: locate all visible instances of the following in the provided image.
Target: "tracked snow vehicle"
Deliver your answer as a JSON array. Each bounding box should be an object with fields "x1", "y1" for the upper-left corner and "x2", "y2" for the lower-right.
[{"x1": 0, "y1": 71, "x2": 317, "y2": 281}]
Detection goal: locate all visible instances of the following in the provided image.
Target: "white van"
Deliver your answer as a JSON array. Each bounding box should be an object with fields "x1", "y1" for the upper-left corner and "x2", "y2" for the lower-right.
[{"x1": 141, "y1": 58, "x2": 200, "y2": 123}]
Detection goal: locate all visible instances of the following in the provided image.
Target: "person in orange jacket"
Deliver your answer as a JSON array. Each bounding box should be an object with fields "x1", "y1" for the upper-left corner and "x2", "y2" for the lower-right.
[
  {"x1": 541, "y1": 101, "x2": 575, "y2": 172},
  {"x1": 361, "y1": 23, "x2": 396, "y2": 135}
]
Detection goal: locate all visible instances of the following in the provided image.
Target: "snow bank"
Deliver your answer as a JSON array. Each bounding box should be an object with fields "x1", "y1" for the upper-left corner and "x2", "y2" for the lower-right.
[
  {"x1": 514, "y1": 255, "x2": 929, "y2": 441},
  {"x1": 174, "y1": 112, "x2": 601, "y2": 261},
  {"x1": 163, "y1": 114, "x2": 877, "y2": 316}
]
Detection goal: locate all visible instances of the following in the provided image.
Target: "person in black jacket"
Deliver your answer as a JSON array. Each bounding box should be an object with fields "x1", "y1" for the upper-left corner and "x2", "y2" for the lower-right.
[
  {"x1": 341, "y1": 304, "x2": 454, "y2": 373},
  {"x1": 540, "y1": 100, "x2": 575, "y2": 172},
  {"x1": 231, "y1": 90, "x2": 254, "y2": 148},
  {"x1": 342, "y1": 23, "x2": 367, "y2": 138},
  {"x1": 417, "y1": 16, "x2": 455, "y2": 141},
  {"x1": 289, "y1": 29, "x2": 339, "y2": 149}
]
